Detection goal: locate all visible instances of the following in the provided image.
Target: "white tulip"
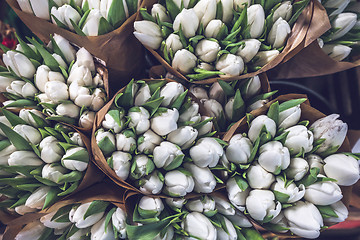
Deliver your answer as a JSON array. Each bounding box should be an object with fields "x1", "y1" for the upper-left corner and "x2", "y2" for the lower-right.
[
  {"x1": 74, "y1": 47, "x2": 95, "y2": 72},
  {"x1": 286, "y1": 157, "x2": 309, "y2": 181},
  {"x1": 305, "y1": 154, "x2": 324, "y2": 174},
  {"x1": 52, "y1": 53, "x2": 67, "y2": 69},
  {"x1": 42, "y1": 163, "x2": 68, "y2": 184},
  {"x1": 329, "y1": 13, "x2": 357, "y2": 40},
  {"x1": 0, "y1": 116, "x2": 11, "y2": 138},
  {"x1": 233, "y1": 0, "x2": 250, "y2": 10},
  {"x1": 90, "y1": 216, "x2": 114, "y2": 240},
  {"x1": 61, "y1": 147, "x2": 89, "y2": 171},
  {"x1": 15, "y1": 220, "x2": 46, "y2": 240},
  {"x1": 186, "y1": 195, "x2": 216, "y2": 215},
  {"x1": 324, "y1": 200, "x2": 348, "y2": 223},
  {"x1": 304, "y1": 178, "x2": 343, "y2": 205},
  {"x1": 128, "y1": 106, "x2": 150, "y2": 134},
  {"x1": 201, "y1": 99, "x2": 224, "y2": 120},
  {"x1": 53, "y1": 34, "x2": 76, "y2": 64},
  {"x1": 134, "y1": 20, "x2": 163, "y2": 49},
  {"x1": 258, "y1": 141, "x2": 290, "y2": 174},
  {"x1": 268, "y1": 17, "x2": 291, "y2": 48},
  {"x1": 68, "y1": 83, "x2": 92, "y2": 108},
  {"x1": 184, "y1": 163, "x2": 216, "y2": 193},
  {"x1": 112, "y1": 208, "x2": 127, "y2": 239},
  {"x1": 284, "y1": 201, "x2": 323, "y2": 239},
  {"x1": 216, "y1": 54, "x2": 244, "y2": 77},
  {"x1": 102, "y1": 108, "x2": 126, "y2": 133},
  {"x1": 247, "y1": 99, "x2": 268, "y2": 112},
  {"x1": 151, "y1": 3, "x2": 170, "y2": 22},
  {"x1": 279, "y1": 105, "x2": 301, "y2": 129},
  {"x1": 205, "y1": 19, "x2": 223, "y2": 38},
  {"x1": 172, "y1": 49, "x2": 197, "y2": 74},
  {"x1": 138, "y1": 129, "x2": 163, "y2": 154},
  {"x1": 111, "y1": 151, "x2": 132, "y2": 180},
  {"x1": 254, "y1": 50, "x2": 280, "y2": 67},
  {"x1": 193, "y1": 0, "x2": 217, "y2": 28},
  {"x1": 272, "y1": 177, "x2": 305, "y2": 203},
  {"x1": 82, "y1": 9, "x2": 102, "y2": 36},
  {"x1": 247, "y1": 163, "x2": 275, "y2": 189},
  {"x1": 173, "y1": 9, "x2": 200, "y2": 38},
  {"x1": 322, "y1": 44, "x2": 352, "y2": 61},
  {"x1": 35, "y1": 65, "x2": 65, "y2": 92},
  {"x1": 317, "y1": 38, "x2": 324, "y2": 48},
  {"x1": 79, "y1": 111, "x2": 95, "y2": 129},
  {"x1": 324, "y1": 0, "x2": 350, "y2": 16},
  {"x1": 138, "y1": 196, "x2": 164, "y2": 218},
  {"x1": 182, "y1": 212, "x2": 217, "y2": 240},
  {"x1": 67, "y1": 65, "x2": 92, "y2": 86},
  {"x1": 19, "y1": 109, "x2": 48, "y2": 128},
  {"x1": 226, "y1": 134, "x2": 252, "y2": 164},
  {"x1": 226, "y1": 177, "x2": 250, "y2": 211},
  {"x1": 54, "y1": 5, "x2": 81, "y2": 30},
  {"x1": 190, "y1": 137, "x2": 223, "y2": 168},
  {"x1": 165, "y1": 33, "x2": 183, "y2": 54},
  {"x1": 212, "y1": 195, "x2": 235, "y2": 216},
  {"x1": 139, "y1": 171, "x2": 164, "y2": 194},
  {"x1": 151, "y1": 108, "x2": 179, "y2": 136},
  {"x1": 160, "y1": 82, "x2": 185, "y2": 107},
  {"x1": 226, "y1": 210, "x2": 253, "y2": 228},
  {"x1": 165, "y1": 198, "x2": 186, "y2": 210},
  {"x1": 167, "y1": 126, "x2": 198, "y2": 149},
  {"x1": 8, "y1": 151, "x2": 43, "y2": 166},
  {"x1": 25, "y1": 186, "x2": 51, "y2": 209},
  {"x1": 153, "y1": 141, "x2": 184, "y2": 169},
  {"x1": 45, "y1": 81, "x2": 69, "y2": 104},
  {"x1": 246, "y1": 189, "x2": 281, "y2": 221},
  {"x1": 198, "y1": 116, "x2": 214, "y2": 136},
  {"x1": 70, "y1": 132, "x2": 84, "y2": 147},
  {"x1": 216, "y1": 216, "x2": 237, "y2": 240},
  {"x1": 69, "y1": 202, "x2": 104, "y2": 228},
  {"x1": 219, "y1": 0, "x2": 233, "y2": 23},
  {"x1": 15, "y1": 205, "x2": 37, "y2": 215},
  {"x1": 0, "y1": 76, "x2": 14, "y2": 92},
  {"x1": 56, "y1": 103, "x2": 81, "y2": 119},
  {"x1": 69, "y1": 228, "x2": 89, "y2": 240},
  {"x1": 0, "y1": 144, "x2": 16, "y2": 165},
  {"x1": 100, "y1": 0, "x2": 129, "y2": 19},
  {"x1": 195, "y1": 39, "x2": 221, "y2": 63},
  {"x1": 284, "y1": 125, "x2": 314, "y2": 155},
  {"x1": 273, "y1": 1, "x2": 292, "y2": 22},
  {"x1": 7, "y1": 81, "x2": 38, "y2": 98},
  {"x1": 164, "y1": 170, "x2": 194, "y2": 196},
  {"x1": 133, "y1": 84, "x2": 151, "y2": 106},
  {"x1": 179, "y1": 101, "x2": 201, "y2": 123},
  {"x1": 39, "y1": 136, "x2": 64, "y2": 163},
  {"x1": 248, "y1": 115, "x2": 277, "y2": 142},
  {"x1": 115, "y1": 130, "x2": 136, "y2": 152},
  {"x1": 96, "y1": 128, "x2": 116, "y2": 156},
  {"x1": 236, "y1": 39, "x2": 261, "y2": 63},
  {"x1": 173, "y1": 0, "x2": 190, "y2": 9},
  {"x1": 17, "y1": 0, "x2": 33, "y2": 14},
  {"x1": 13, "y1": 124, "x2": 42, "y2": 145},
  {"x1": 247, "y1": 4, "x2": 265, "y2": 38},
  {"x1": 131, "y1": 155, "x2": 154, "y2": 179},
  {"x1": 323, "y1": 153, "x2": 360, "y2": 186},
  {"x1": 3, "y1": 50, "x2": 36, "y2": 79},
  {"x1": 90, "y1": 88, "x2": 106, "y2": 111}
]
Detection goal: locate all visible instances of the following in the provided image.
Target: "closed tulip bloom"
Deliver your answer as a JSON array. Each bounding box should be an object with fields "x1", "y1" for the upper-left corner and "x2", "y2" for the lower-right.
[
  {"x1": 13, "y1": 124, "x2": 42, "y2": 145},
  {"x1": 8, "y1": 151, "x2": 43, "y2": 166},
  {"x1": 324, "y1": 0, "x2": 350, "y2": 16},
  {"x1": 196, "y1": 39, "x2": 221, "y2": 63},
  {"x1": 62, "y1": 147, "x2": 89, "y2": 171},
  {"x1": 128, "y1": 107, "x2": 150, "y2": 134},
  {"x1": 179, "y1": 101, "x2": 201, "y2": 123},
  {"x1": 254, "y1": 50, "x2": 280, "y2": 67},
  {"x1": 134, "y1": 20, "x2": 163, "y2": 49},
  {"x1": 39, "y1": 136, "x2": 64, "y2": 163},
  {"x1": 165, "y1": 198, "x2": 186, "y2": 210},
  {"x1": 268, "y1": 18, "x2": 291, "y2": 48},
  {"x1": 111, "y1": 151, "x2": 132, "y2": 180},
  {"x1": 82, "y1": 9, "x2": 102, "y2": 36},
  {"x1": 53, "y1": 34, "x2": 76, "y2": 64},
  {"x1": 74, "y1": 47, "x2": 95, "y2": 72},
  {"x1": 190, "y1": 137, "x2": 223, "y2": 168},
  {"x1": 184, "y1": 163, "x2": 216, "y2": 193},
  {"x1": 25, "y1": 186, "x2": 51, "y2": 209},
  {"x1": 0, "y1": 144, "x2": 16, "y2": 165},
  {"x1": 246, "y1": 189, "x2": 281, "y2": 221},
  {"x1": 160, "y1": 82, "x2": 185, "y2": 107},
  {"x1": 35, "y1": 65, "x2": 65, "y2": 92},
  {"x1": 90, "y1": 88, "x2": 106, "y2": 111},
  {"x1": 247, "y1": 99, "x2": 268, "y2": 112},
  {"x1": 212, "y1": 195, "x2": 235, "y2": 216},
  {"x1": 279, "y1": 105, "x2": 301, "y2": 129},
  {"x1": 151, "y1": 3, "x2": 170, "y2": 22},
  {"x1": 19, "y1": 109, "x2": 48, "y2": 127},
  {"x1": 17, "y1": 0, "x2": 33, "y2": 14},
  {"x1": 323, "y1": 154, "x2": 360, "y2": 186},
  {"x1": 216, "y1": 216, "x2": 237, "y2": 240},
  {"x1": 100, "y1": 0, "x2": 129, "y2": 19},
  {"x1": 102, "y1": 108, "x2": 126, "y2": 133},
  {"x1": 96, "y1": 128, "x2": 116, "y2": 156},
  {"x1": 286, "y1": 157, "x2": 309, "y2": 181},
  {"x1": 56, "y1": 103, "x2": 81, "y2": 119},
  {"x1": 247, "y1": 4, "x2": 265, "y2": 38},
  {"x1": 226, "y1": 134, "x2": 252, "y2": 164},
  {"x1": 198, "y1": 116, "x2": 214, "y2": 136},
  {"x1": 40, "y1": 211, "x2": 72, "y2": 229},
  {"x1": 172, "y1": 49, "x2": 197, "y2": 74},
  {"x1": 3, "y1": 51, "x2": 36, "y2": 78},
  {"x1": 139, "y1": 171, "x2": 164, "y2": 194},
  {"x1": 0, "y1": 116, "x2": 11, "y2": 138},
  {"x1": 205, "y1": 19, "x2": 223, "y2": 38},
  {"x1": 182, "y1": 212, "x2": 217, "y2": 240},
  {"x1": 272, "y1": 177, "x2": 305, "y2": 203},
  {"x1": 219, "y1": 0, "x2": 233, "y2": 23},
  {"x1": 322, "y1": 44, "x2": 352, "y2": 61},
  {"x1": 45, "y1": 81, "x2": 69, "y2": 104},
  {"x1": 138, "y1": 129, "x2": 163, "y2": 154},
  {"x1": 153, "y1": 141, "x2": 184, "y2": 169},
  {"x1": 90, "y1": 216, "x2": 114, "y2": 240},
  {"x1": 247, "y1": 163, "x2": 275, "y2": 189},
  {"x1": 233, "y1": 0, "x2": 250, "y2": 9},
  {"x1": 324, "y1": 200, "x2": 348, "y2": 223},
  {"x1": 329, "y1": 13, "x2": 357, "y2": 40},
  {"x1": 7, "y1": 81, "x2": 37, "y2": 98},
  {"x1": 69, "y1": 132, "x2": 84, "y2": 147},
  {"x1": 138, "y1": 196, "x2": 164, "y2": 218},
  {"x1": 0, "y1": 76, "x2": 14, "y2": 93},
  {"x1": 69, "y1": 202, "x2": 104, "y2": 228},
  {"x1": 208, "y1": 82, "x2": 226, "y2": 104},
  {"x1": 236, "y1": 39, "x2": 261, "y2": 63},
  {"x1": 284, "y1": 201, "x2": 323, "y2": 238},
  {"x1": 56, "y1": 5, "x2": 82, "y2": 30},
  {"x1": 167, "y1": 126, "x2": 198, "y2": 149},
  {"x1": 227, "y1": 210, "x2": 252, "y2": 228},
  {"x1": 165, "y1": 33, "x2": 183, "y2": 54},
  {"x1": 317, "y1": 38, "x2": 324, "y2": 48},
  {"x1": 67, "y1": 65, "x2": 92, "y2": 86},
  {"x1": 115, "y1": 130, "x2": 136, "y2": 153},
  {"x1": 42, "y1": 163, "x2": 68, "y2": 183},
  {"x1": 226, "y1": 177, "x2": 250, "y2": 211},
  {"x1": 284, "y1": 125, "x2": 314, "y2": 155},
  {"x1": 15, "y1": 220, "x2": 46, "y2": 240},
  {"x1": 52, "y1": 53, "x2": 67, "y2": 69},
  {"x1": 186, "y1": 195, "x2": 216, "y2": 215},
  {"x1": 193, "y1": 0, "x2": 217, "y2": 28},
  {"x1": 112, "y1": 208, "x2": 127, "y2": 239},
  {"x1": 15, "y1": 205, "x2": 37, "y2": 216},
  {"x1": 258, "y1": 141, "x2": 290, "y2": 174},
  {"x1": 202, "y1": 99, "x2": 224, "y2": 121},
  {"x1": 273, "y1": 1, "x2": 292, "y2": 22},
  {"x1": 216, "y1": 54, "x2": 244, "y2": 77},
  {"x1": 134, "y1": 84, "x2": 151, "y2": 106},
  {"x1": 68, "y1": 228, "x2": 88, "y2": 240},
  {"x1": 173, "y1": 9, "x2": 200, "y2": 38},
  {"x1": 79, "y1": 111, "x2": 96, "y2": 129},
  {"x1": 248, "y1": 115, "x2": 277, "y2": 142},
  {"x1": 164, "y1": 170, "x2": 194, "y2": 196},
  {"x1": 304, "y1": 178, "x2": 343, "y2": 205},
  {"x1": 131, "y1": 155, "x2": 154, "y2": 179},
  {"x1": 306, "y1": 154, "x2": 324, "y2": 174},
  {"x1": 151, "y1": 108, "x2": 179, "y2": 136}
]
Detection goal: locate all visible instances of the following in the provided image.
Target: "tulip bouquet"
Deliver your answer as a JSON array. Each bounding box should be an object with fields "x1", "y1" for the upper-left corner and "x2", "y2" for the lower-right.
[
  {"x1": 0, "y1": 108, "x2": 94, "y2": 214},
  {"x1": 217, "y1": 96, "x2": 360, "y2": 239},
  {"x1": 93, "y1": 79, "x2": 228, "y2": 197},
  {"x1": 16, "y1": 0, "x2": 140, "y2": 36},
  {"x1": 134, "y1": 0, "x2": 310, "y2": 81},
  {"x1": 0, "y1": 34, "x2": 108, "y2": 129},
  {"x1": 318, "y1": 0, "x2": 360, "y2": 61}
]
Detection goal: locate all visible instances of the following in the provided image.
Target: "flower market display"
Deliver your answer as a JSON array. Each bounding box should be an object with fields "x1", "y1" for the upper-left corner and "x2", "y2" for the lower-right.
[{"x1": 0, "y1": 0, "x2": 360, "y2": 239}]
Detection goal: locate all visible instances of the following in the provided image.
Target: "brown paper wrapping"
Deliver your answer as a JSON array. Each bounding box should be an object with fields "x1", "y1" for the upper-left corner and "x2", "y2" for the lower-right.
[
  {"x1": 6, "y1": 0, "x2": 145, "y2": 87},
  {"x1": 140, "y1": 0, "x2": 328, "y2": 84},
  {"x1": 222, "y1": 94, "x2": 353, "y2": 237}
]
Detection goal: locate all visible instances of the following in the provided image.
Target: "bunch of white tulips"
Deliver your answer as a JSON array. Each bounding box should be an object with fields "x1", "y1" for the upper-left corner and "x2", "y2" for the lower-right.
[
  {"x1": 0, "y1": 34, "x2": 107, "y2": 129},
  {"x1": 95, "y1": 80, "x2": 226, "y2": 197},
  {"x1": 217, "y1": 98, "x2": 360, "y2": 239},
  {"x1": 15, "y1": 200, "x2": 127, "y2": 240},
  {"x1": 16, "y1": 0, "x2": 140, "y2": 36},
  {"x1": 134, "y1": 0, "x2": 310, "y2": 81},
  {"x1": 318, "y1": 0, "x2": 360, "y2": 61},
  {"x1": 0, "y1": 109, "x2": 90, "y2": 213},
  {"x1": 189, "y1": 75, "x2": 276, "y2": 131}
]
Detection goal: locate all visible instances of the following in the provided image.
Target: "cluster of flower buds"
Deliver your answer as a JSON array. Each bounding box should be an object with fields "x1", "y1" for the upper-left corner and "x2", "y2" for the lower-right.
[
  {"x1": 95, "y1": 80, "x2": 227, "y2": 197},
  {"x1": 134, "y1": 0, "x2": 309, "y2": 80},
  {"x1": 216, "y1": 98, "x2": 360, "y2": 239},
  {"x1": 15, "y1": 200, "x2": 127, "y2": 240},
  {"x1": 318, "y1": 0, "x2": 360, "y2": 61},
  {"x1": 1, "y1": 34, "x2": 107, "y2": 129},
  {"x1": 16, "y1": 0, "x2": 140, "y2": 36},
  {"x1": 0, "y1": 109, "x2": 90, "y2": 213},
  {"x1": 189, "y1": 75, "x2": 276, "y2": 131}
]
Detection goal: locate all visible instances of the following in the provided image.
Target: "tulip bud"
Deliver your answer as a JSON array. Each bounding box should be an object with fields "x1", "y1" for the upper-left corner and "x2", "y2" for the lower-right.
[
  {"x1": 62, "y1": 147, "x2": 89, "y2": 171},
  {"x1": 53, "y1": 34, "x2": 76, "y2": 64},
  {"x1": 69, "y1": 202, "x2": 105, "y2": 228},
  {"x1": 160, "y1": 82, "x2": 185, "y2": 107},
  {"x1": 323, "y1": 153, "x2": 360, "y2": 186},
  {"x1": 198, "y1": 116, "x2": 214, "y2": 136},
  {"x1": 52, "y1": 53, "x2": 67, "y2": 69},
  {"x1": 236, "y1": 39, "x2": 261, "y2": 63},
  {"x1": 322, "y1": 44, "x2": 352, "y2": 62},
  {"x1": 7, "y1": 81, "x2": 38, "y2": 98},
  {"x1": 193, "y1": 0, "x2": 217, "y2": 28},
  {"x1": 42, "y1": 163, "x2": 68, "y2": 183},
  {"x1": 138, "y1": 196, "x2": 164, "y2": 218},
  {"x1": 324, "y1": 200, "x2": 348, "y2": 223},
  {"x1": 216, "y1": 54, "x2": 244, "y2": 77},
  {"x1": 248, "y1": 115, "x2": 277, "y2": 143},
  {"x1": 284, "y1": 125, "x2": 314, "y2": 155},
  {"x1": 304, "y1": 177, "x2": 343, "y2": 205},
  {"x1": 190, "y1": 137, "x2": 223, "y2": 168},
  {"x1": 226, "y1": 210, "x2": 252, "y2": 228},
  {"x1": 102, "y1": 108, "x2": 126, "y2": 133},
  {"x1": 165, "y1": 198, "x2": 186, "y2": 210},
  {"x1": 168, "y1": 126, "x2": 198, "y2": 149},
  {"x1": 208, "y1": 82, "x2": 226, "y2": 104},
  {"x1": 198, "y1": 62, "x2": 215, "y2": 71},
  {"x1": 138, "y1": 129, "x2": 163, "y2": 154},
  {"x1": 151, "y1": 4, "x2": 171, "y2": 22},
  {"x1": 247, "y1": 99, "x2": 268, "y2": 112},
  {"x1": 79, "y1": 111, "x2": 95, "y2": 129},
  {"x1": 15, "y1": 205, "x2": 37, "y2": 216},
  {"x1": 164, "y1": 169, "x2": 194, "y2": 196},
  {"x1": 139, "y1": 171, "x2": 164, "y2": 194},
  {"x1": 186, "y1": 195, "x2": 216, "y2": 215},
  {"x1": 268, "y1": 17, "x2": 291, "y2": 48},
  {"x1": 134, "y1": 20, "x2": 163, "y2": 49},
  {"x1": 25, "y1": 186, "x2": 51, "y2": 209},
  {"x1": 253, "y1": 50, "x2": 280, "y2": 67},
  {"x1": 272, "y1": 177, "x2": 305, "y2": 203},
  {"x1": 39, "y1": 136, "x2": 64, "y2": 163},
  {"x1": 134, "y1": 84, "x2": 151, "y2": 106},
  {"x1": 324, "y1": 0, "x2": 350, "y2": 16},
  {"x1": 0, "y1": 116, "x2": 11, "y2": 138},
  {"x1": 184, "y1": 163, "x2": 216, "y2": 193},
  {"x1": 15, "y1": 220, "x2": 46, "y2": 240},
  {"x1": 131, "y1": 155, "x2": 155, "y2": 179},
  {"x1": 172, "y1": 49, "x2": 197, "y2": 74},
  {"x1": 233, "y1": 0, "x2": 250, "y2": 10},
  {"x1": 182, "y1": 212, "x2": 217, "y2": 240},
  {"x1": 284, "y1": 201, "x2": 323, "y2": 238},
  {"x1": 90, "y1": 216, "x2": 115, "y2": 239},
  {"x1": 216, "y1": 216, "x2": 237, "y2": 240},
  {"x1": 329, "y1": 13, "x2": 357, "y2": 40},
  {"x1": 8, "y1": 151, "x2": 43, "y2": 166},
  {"x1": 35, "y1": 65, "x2": 65, "y2": 92},
  {"x1": 173, "y1": 9, "x2": 200, "y2": 38},
  {"x1": 151, "y1": 108, "x2": 179, "y2": 136},
  {"x1": 317, "y1": 38, "x2": 324, "y2": 48},
  {"x1": 96, "y1": 128, "x2": 116, "y2": 156},
  {"x1": 278, "y1": 105, "x2": 301, "y2": 129},
  {"x1": 226, "y1": 134, "x2": 252, "y2": 164},
  {"x1": 19, "y1": 109, "x2": 48, "y2": 128},
  {"x1": 201, "y1": 99, "x2": 224, "y2": 118},
  {"x1": 67, "y1": 65, "x2": 92, "y2": 86},
  {"x1": 0, "y1": 144, "x2": 16, "y2": 166},
  {"x1": 0, "y1": 76, "x2": 14, "y2": 93},
  {"x1": 247, "y1": 4, "x2": 265, "y2": 38},
  {"x1": 179, "y1": 101, "x2": 201, "y2": 123},
  {"x1": 205, "y1": 19, "x2": 223, "y2": 38},
  {"x1": 115, "y1": 130, "x2": 136, "y2": 153},
  {"x1": 3, "y1": 51, "x2": 36, "y2": 78},
  {"x1": 74, "y1": 47, "x2": 95, "y2": 73},
  {"x1": 69, "y1": 83, "x2": 93, "y2": 108},
  {"x1": 164, "y1": 33, "x2": 183, "y2": 54},
  {"x1": 13, "y1": 124, "x2": 42, "y2": 145},
  {"x1": 226, "y1": 177, "x2": 250, "y2": 211},
  {"x1": 56, "y1": 103, "x2": 81, "y2": 119},
  {"x1": 112, "y1": 208, "x2": 127, "y2": 239},
  {"x1": 285, "y1": 157, "x2": 309, "y2": 181},
  {"x1": 45, "y1": 81, "x2": 69, "y2": 104},
  {"x1": 247, "y1": 163, "x2": 275, "y2": 189},
  {"x1": 152, "y1": 141, "x2": 183, "y2": 170},
  {"x1": 246, "y1": 189, "x2": 281, "y2": 222},
  {"x1": 17, "y1": 0, "x2": 33, "y2": 14},
  {"x1": 82, "y1": 9, "x2": 101, "y2": 36},
  {"x1": 110, "y1": 151, "x2": 132, "y2": 180},
  {"x1": 305, "y1": 154, "x2": 324, "y2": 174},
  {"x1": 195, "y1": 39, "x2": 221, "y2": 63},
  {"x1": 258, "y1": 141, "x2": 290, "y2": 174},
  {"x1": 273, "y1": 1, "x2": 292, "y2": 22},
  {"x1": 56, "y1": 5, "x2": 82, "y2": 30}
]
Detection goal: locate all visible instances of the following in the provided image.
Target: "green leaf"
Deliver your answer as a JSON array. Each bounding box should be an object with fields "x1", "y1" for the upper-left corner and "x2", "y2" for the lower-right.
[
  {"x1": 57, "y1": 181, "x2": 79, "y2": 196},
  {"x1": 126, "y1": 216, "x2": 172, "y2": 240},
  {"x1": 70, "y1": 19, "x2": 86, "y2": 36},
  {"x1": 267, "y1": 101, "x2": 279, "y2": 126},
  {"x1": 3, "y1": 99, "x2": 37, "y2": 108},
  {"x1": 143, "y1": 97, "x2": 164, "y2": 117},
  {"x1": 297, "y1": 167, "x2": 320, "y2": 187},
  {"x1": 0, "y1": 140, "x2": 11, "y2": 152},
  {"x1": 1, "y1": 108, "x2": 27, "y2": 126},
  {"x1": 108, "y1": 0, "x2": 127, "y2": 28},
  {"x1": 170, "y1": 90, "x2": 188, "y2": 110},
  {"x1": 15, "y1": 183, "x2": 43, "y2": 192},
  {"x1": 97, "y1": 136, "x2": 116, "y2": 157},
  {"x1": 29, "y1": 111, "x2": 48, "y2": 128},
  {"x1": 148, "y1": 81, "x2": 167, "y2": 95},
  {"x1": 273, "y1": 190, "x2": 290, "y2": 203},
  {"x1": 288, "y1": 0, "x2": 310, "y2": 26},
  {"x1": 126, "y1": 0, "x2": 138, "y2": 15},
  {"x1": 279, "y1": 98, "x2": 307, "y2": 112},
  {"x1": 247, "y1": 91, "x2": 278, "y2": 106},
  {"x1": 216, "y1": 0, "x2": 223, "y2": 20},
  {"x1": 62, "y1": 148, "x2": 89, "y2": 163},
  {"x1": 51, "y1": 204, "x2": 75, "y2": 222},
  {"x1": 217, "y1": 79, "x2": 235, "y2": 96},
  {"x1": 26, "y1": 37, "x2": 60, "y2": 72},
  {"x1": 234, "y1": 176, "x2": 248, "y2": 191},
  {"x1": 0, "y1": 122, "x2": 32, "y2": 151},
  {"x1": 15, "y1": 32, "x2": 42, "y2": 62},
  {"x1": 10, "y1": 193, "x2": 31, "y2": 208},
  {"x1": 166, "y1": 0, "x2": 181, "y2": 21},
  {"x1": 140, "y1": 8, "x2": 155, "y2": 22},
  {"x1": 84, "y1": 200, "x2": 110, "y2": 220},
  {"x1": 34, "y1": 176, "x2": 59, "y2": 187},
  {"x1": 164, "y1": 154, "x2": 184, "y2": 171},
  {"x1": 51, "y1": 14, "x2": 69, "y2": 29},
  {"x1": 57, "y1": 171, "x2": 83, "y2": 184},
  {"x1": 105, "y1": 207, "x2": 117, "y2": 230},
  {"x1": 79, "y1": 9, "x2": 91, "y2": 29},
  {"x1": 43, "y1": 187, "x2": 62, "y2": 209},
  {"x1": 232, "y1": 89, "x2": 245, "y2": 122},
  {"x1": 50, "y1": 35, "x2": 68, "y2": 65},
  {"x1": 317, "y1": 205, "x2": 338, "y2": 218},
  {"x1": 98, "y1": 17, "x2": 115, "y2": 35},
  {"x1": 0, "y1": 177, "x2": 37, "y2": 186}
]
